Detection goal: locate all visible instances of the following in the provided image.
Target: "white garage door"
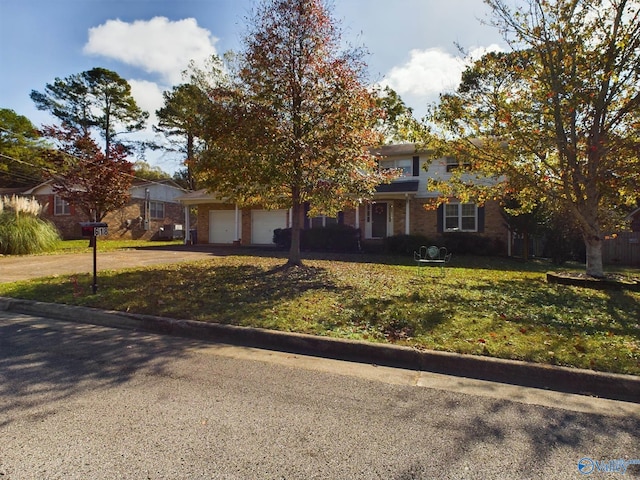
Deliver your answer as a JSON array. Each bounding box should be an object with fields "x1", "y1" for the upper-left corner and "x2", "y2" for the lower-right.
[
  {"x1": 251, "y1": 209, "x2": 287, "y2": 245},
  {"x1": 209, "y1": 210, "x2": 236, "y2": 244}
]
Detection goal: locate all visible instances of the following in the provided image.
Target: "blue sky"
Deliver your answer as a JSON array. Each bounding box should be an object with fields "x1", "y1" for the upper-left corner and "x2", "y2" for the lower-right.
[{"x1": 0, "y1": 0, "x2": 507, "y2": 172}]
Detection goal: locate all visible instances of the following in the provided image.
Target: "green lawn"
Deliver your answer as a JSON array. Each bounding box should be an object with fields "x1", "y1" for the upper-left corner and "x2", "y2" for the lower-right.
[
  {"x1": 48, "y1": 238, "x2": 184, "y2": 254},
  {"x1": 1, "y1": 251, "x2": 638, "y2": 375}
]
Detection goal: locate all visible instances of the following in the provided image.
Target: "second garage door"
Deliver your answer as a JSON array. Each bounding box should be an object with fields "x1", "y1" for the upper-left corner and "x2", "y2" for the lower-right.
[{"x1": 251, "y1": 209, "x2": 287, "y2": 245}]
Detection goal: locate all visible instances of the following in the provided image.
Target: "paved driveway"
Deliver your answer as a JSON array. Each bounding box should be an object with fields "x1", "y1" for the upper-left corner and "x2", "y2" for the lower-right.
[{"x1": 0, "y1": 247, "x2": 225, "y2": 283}]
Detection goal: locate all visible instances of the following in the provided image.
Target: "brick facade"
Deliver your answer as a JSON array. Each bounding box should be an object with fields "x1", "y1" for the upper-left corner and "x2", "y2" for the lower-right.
[
  {"x1": 181, "y1": 144, "x2": 512, "y2": 253},
  {"x1": 36, "y1": 194, "x2": 186, "y2": 240},
  {"x1": 342, "y1": 199, "x2": 508, "y2": 251},
  {"x1": 195, "y1": 203, "x2": 291, "y2": 245}
]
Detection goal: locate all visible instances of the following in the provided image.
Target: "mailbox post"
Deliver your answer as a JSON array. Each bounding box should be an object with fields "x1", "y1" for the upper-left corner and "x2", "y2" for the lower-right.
[{"x1": 79, "y1": 222, "x2": 108, "y2": 294}]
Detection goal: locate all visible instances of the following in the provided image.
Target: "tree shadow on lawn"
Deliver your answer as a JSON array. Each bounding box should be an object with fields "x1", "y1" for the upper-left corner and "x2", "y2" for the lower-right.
[
  {"x1": 81, "y1": 262, "x2": 344, "y2": 328},
  {"x1": 136, "y1": 243, "x2": 563, "y2": 273},
  {"x1": 375, "y1": 274, "x2": 640, "y2": 373},
  {"x1": 341, "y1": 293, "x2": 455, "y2": 341},
  {"x1": 457, "y1": 277, "x2": 640, "y2": 339}
]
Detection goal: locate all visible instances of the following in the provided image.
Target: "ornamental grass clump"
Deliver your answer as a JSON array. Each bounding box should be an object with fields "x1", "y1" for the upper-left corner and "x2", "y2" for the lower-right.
[{"x1": 0, "y1": 195, "x2": 60, "y2": 255}]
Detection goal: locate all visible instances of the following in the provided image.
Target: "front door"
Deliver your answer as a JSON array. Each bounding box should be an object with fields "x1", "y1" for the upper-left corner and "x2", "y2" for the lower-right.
[{"x1": 371, "y1": 203, "x2": 388, "y2": 238}]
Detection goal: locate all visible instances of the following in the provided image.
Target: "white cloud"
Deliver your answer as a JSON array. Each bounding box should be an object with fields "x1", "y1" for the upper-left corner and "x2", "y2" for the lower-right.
[
  {"x1": 380, "y1": 44, "x2": 504, "y2": 112},
  {"x1": 381, "y1": 48, "x2": 464, "y2": 97},
  {"x1": 83, "y1": 17, "x2": 218, "y2": 85},
  {"x1": 128, "y1": 79, "x2": 165, "y2": 128},
  {"x1": 467, "y1": 44, "x2": 504, "y2": 62}
]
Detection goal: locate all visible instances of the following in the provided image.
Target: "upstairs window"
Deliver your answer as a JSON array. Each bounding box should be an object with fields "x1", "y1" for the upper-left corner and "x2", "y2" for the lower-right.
[
  {"x1": 446, "y1": 157, "x2": 471, "y2": 172},
  {"x1": 380, "y1": 158, "x2": 412, "y2": 177}
]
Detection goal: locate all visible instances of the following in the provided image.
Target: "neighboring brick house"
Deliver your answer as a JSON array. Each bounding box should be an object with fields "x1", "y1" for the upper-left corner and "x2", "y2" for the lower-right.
[
  {"x1": 178, "y1": 144, "x2": 509, "y2": 253},
  {"x1": 14, "y1": 179, "x2": 189, "y2": 240}
]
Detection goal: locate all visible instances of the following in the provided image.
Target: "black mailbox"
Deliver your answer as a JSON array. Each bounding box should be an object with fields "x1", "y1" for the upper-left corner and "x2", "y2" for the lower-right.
[{"x1": 80, "y1": 222, "x2": 109, "y2": 237}]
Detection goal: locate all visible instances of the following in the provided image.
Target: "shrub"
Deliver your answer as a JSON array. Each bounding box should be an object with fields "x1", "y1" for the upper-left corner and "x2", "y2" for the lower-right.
[
  {"x1": 384, "y1": 234, "x2": 436, "y2": 255},
  {"x1": 542, "y1": 214, "x2": 586, "y2": 265},
  {"x1": 384, "y1": 233, "x2": 505, "y2": 257},
  {"x1": 273, "y1": 224, "x2": 361, "y2": 252},
  {"x1": 439, "y1": 233, "x2": 504, "y2": 256},
  {"x1": 0, "y1": 196, "x2": 61, "y2": 255}
]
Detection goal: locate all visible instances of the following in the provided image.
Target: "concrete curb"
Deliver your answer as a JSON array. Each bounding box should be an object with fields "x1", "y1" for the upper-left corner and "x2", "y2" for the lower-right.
[{"x1": 1, "y1": 296, "x2": 638, "y2": 404}]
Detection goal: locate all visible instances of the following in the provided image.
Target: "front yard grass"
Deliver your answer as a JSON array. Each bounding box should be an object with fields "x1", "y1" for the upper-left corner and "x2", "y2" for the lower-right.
[
  {"x1": 49, "y1": 238, "x2": 184, "y2": 254},
  {"x1": 1, "y1": 252, "x2": 638, "y2": 375}
]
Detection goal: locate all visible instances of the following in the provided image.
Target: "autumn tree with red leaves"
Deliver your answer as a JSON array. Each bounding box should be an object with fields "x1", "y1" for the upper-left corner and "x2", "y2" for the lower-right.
[
  {"x1": 32, "y1": 68, "x2": 145, "y2": 222},
  {"x1": 43, "y1": 124, "x2": 134, "y2": 222},
  {"x1": 193, "y1": 0, "x2": 393, "y2": 267}
]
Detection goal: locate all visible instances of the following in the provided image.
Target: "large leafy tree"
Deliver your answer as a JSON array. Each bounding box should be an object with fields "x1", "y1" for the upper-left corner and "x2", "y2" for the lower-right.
[
  {"x1": 155, "y1": 83, "x2": 208, "y2": 190},
  {"x1": 0, "y1": 109, "x2": 50, "y2": 187},
  {"x1": 133, "y1": 160, "x2": 171, "y2": 182},
  {"x1": 31, "y1": 68, "x2": 146, "y2": 222},
  {"x1": 194, "y1": 0, "x2": 393, "y2": 267},
  {"x1": 43, "y1": 124, "x2": 134, "y2": 222},
  {"x1": 31, "y1": 67, "x2": 148, "y2": 159},
  {"x1": 373, "y1": 86, "x2": 421, "y2": 144},
  {"x1": 428, "y1": 0, "x2": 640, "y2": 277}
]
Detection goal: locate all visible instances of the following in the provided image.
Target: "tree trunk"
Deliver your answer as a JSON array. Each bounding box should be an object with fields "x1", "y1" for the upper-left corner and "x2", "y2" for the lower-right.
[
  {"x1": 584, "y1": 234, "x2": 604, "y2": 278},
  {"x1": 287, "y1": 199, "x2": 303, "y2": 267}
]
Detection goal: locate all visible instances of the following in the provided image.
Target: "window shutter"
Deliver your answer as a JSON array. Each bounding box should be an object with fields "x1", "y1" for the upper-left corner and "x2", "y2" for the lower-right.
[
  {"x1": 337, "y1": 211, "x2": 344, "y2": 225},
  {"x1": 437, "y1": 204, "x2": 444, "y2": 233},
  {"x1": 48, "y1": 195, "x2": 54, "y2": 215},
  {"x1": 412, "y1": 156, "x2": 420, "y2": 176},
  {"x1": 478, "y1": 205, "x2": 485, "y2": 232}
]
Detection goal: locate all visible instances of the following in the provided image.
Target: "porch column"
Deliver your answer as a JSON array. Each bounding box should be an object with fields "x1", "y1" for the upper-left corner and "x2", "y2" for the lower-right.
[
  {"x1": 183, "y1": 206, "x2": 190, "y2": 245},
  {"x1": 355, "y1": 203, "x2": 360, "y2": 229},
  {"x1": 235, "y1": 204, "x2": 241, "y2": 242},
  {"x1": 405, "y1": 196, "x2": 410, "y2": 235}
]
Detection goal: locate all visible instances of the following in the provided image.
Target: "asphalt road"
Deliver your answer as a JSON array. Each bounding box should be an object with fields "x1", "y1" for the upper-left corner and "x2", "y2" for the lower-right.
[{"x1": 1, "y1": 311, "x2": 639, "y2": 480}]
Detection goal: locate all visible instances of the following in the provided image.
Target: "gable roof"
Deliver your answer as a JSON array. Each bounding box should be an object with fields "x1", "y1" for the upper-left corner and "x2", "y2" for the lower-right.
[
  {"x1": 131, "y1": 178, "x2": 186, "y2": 191},
  {"x1": 176, "y1": 189, "x2": 227, "y2": 205},
  {"x1": 371, "y1": 144, "x2": 423, "y2": 157},
  {"x1": 0, "y1": 186, "x2": 32, "y2": 196}
]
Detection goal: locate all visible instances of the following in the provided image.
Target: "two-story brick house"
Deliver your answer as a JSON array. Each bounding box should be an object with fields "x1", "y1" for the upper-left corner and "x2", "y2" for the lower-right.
[{"x1": 178, "y1": 144, "x2": 509, "y2": 253}]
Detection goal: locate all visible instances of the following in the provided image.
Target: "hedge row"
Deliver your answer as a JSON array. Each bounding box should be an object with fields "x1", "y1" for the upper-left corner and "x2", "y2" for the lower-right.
[
  {"x1": 273, "y1": 227, "x2": 504, "y2": 257},
  {"x1": 384, "y1": 233, "x2": 505, "y2": 256},
  {"x1": 273, "y1": 225, "x2": 361, "y2": 252}
]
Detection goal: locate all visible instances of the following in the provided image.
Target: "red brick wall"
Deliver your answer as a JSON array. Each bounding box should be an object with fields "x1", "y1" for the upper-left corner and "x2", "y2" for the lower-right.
[
  {"x1": 36, "y1": 194, "x2": 185, "y2": 240},
  {"x1": 342, "y1": 199, "x2": 508, "y2": 253}
]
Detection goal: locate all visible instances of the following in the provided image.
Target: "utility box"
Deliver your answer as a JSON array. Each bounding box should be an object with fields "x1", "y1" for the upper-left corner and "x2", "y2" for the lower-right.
[
  {"x1": 80, "y1": 222, "x2": 109, "y2": 237},
  {"x1": 159, "y1": 224, "x2": 184, "y2": 240}
]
